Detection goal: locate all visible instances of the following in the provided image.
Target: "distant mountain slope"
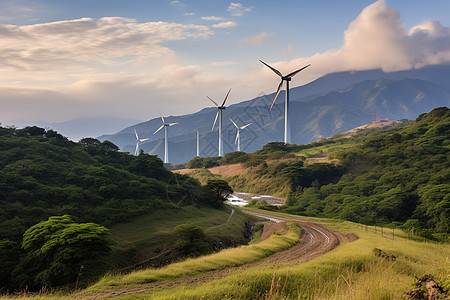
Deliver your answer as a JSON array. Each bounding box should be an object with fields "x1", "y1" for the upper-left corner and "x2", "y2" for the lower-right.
[{"x1": 99, "y1": 65, "x2": 450, "y2": 164}]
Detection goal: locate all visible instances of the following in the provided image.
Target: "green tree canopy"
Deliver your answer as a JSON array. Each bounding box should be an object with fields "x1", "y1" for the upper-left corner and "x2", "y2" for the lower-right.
[
  {"x1": 204, "y1": 179, "x2": 233, "y2": 208},
  {"x1": 17, "y1": 215, "x2": 116, "y2": 288},
  {"x1": 173, "y1": 223, "x2": 210, "y2": 256}
]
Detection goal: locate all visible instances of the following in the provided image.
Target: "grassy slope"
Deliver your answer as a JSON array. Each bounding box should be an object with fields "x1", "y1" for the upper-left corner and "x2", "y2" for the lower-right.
[
  {"x1": 1, "y1": 208, "x2": 447, "y2": 299},
  {"x1": 98, "y1": 205, "x2": 253, "y2": 272},
  {"x1": 81, "y1": 221, "x2": 300, "y2": 295},
  {"x1": 131, "y1": 210, "x2": 449, "y2": 299}
]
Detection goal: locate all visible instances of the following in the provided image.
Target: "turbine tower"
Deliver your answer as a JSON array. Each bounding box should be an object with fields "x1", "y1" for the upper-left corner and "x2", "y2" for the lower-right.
[
  {"x1": 134, "y1": 129, "x2": 150, "y2": 156},
  {"x1": 260, "y1": 60, "x2": 310, "y2": 144},
  {"x1": 196, "y1": 129, "x2": 200, "y2": 157},
  {"x1": 153, "y1": 111, "x2": 178, "y2": 163},
  {"x1": 208, "y1": 88, "x2": 231, "y2": 157},
  {"x1": 230, "y1": 118, "x2": 251, "y2": 152}
]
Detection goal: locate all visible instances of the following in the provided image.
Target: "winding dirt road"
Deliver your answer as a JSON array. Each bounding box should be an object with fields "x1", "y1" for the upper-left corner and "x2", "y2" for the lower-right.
[
  {"x1": 84, "y1": 209, "x2": 355, "y2": 299},
  {"x1": 242, "y1": 210, "x2": 355, "y2": 265}
]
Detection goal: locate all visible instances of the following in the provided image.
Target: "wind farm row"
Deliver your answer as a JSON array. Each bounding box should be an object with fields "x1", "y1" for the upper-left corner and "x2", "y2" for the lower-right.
[{"x1": 135, "y1": 60, "x2": 310, "y2": 164}]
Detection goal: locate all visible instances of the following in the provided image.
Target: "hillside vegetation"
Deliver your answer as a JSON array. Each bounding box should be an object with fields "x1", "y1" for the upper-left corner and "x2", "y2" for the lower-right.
[
  {"x1": 189, "y1": 107, "x2": 450, "y2": 239},
  {"x1": 0, "y1": 126, "x2": 236, "y2": 290},
  {"x1": 129, "y1": 210, "x2": 449, "y2": 299},
  {"x1": 8, "y1": 211, "x2": 448, "y2": 299}
]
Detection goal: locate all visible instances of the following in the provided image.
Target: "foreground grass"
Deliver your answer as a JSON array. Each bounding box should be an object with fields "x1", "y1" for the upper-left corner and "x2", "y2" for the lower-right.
[
  {"x1": 81, "y1": 221, "x2": 300, "y2": 295},
  {"x1": 135, "y1": 210, "x2": 449, "y2": 300}
]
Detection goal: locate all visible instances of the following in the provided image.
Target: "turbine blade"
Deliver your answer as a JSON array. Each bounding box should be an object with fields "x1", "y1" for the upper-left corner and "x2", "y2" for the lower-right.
[
  {"x1": 207, "y1": 96, "x2": 219, "y2": 107},
  {"x1": 134, "y1": 129, "x2": 139, "y2": 140},
  {"x1": 286, "y1": 64, "x2": 311, "y2": 78},
  {"x1": 270, "y1": 80, "x2": 284, "y2": 110},
  {"x1": 240, "y1": 123, "x2": 252, "y2": 129},
  {"x1": 221, "y1": 88, "x2": 231, "y2": 107},
  {"x1": 153, "y1": 124, "x2": 164, "y2": 135},
  {"x1": 159, "y1": 110, "x2": 165, "y2": 124},
  {"x1": 211, "y1": 110, "x2": 219, "y2": 131},
  {"x1": 235, "y1": 130, "x2": 239, "y2": 144},
  {"x1": 135, "y1": 142, "x2": 139, "y2": 156},
  {"x1": 229, "y1": 118, "x2": 238, "y2": 129},
  {"x1": 260, "y1": 60, "x2": 282, "y2": 77},
  {"x1": 140, "y1": 138, "x2": 150, "y2": 142},
  {"x1": 168, "y1": 122, "x2": 178, "y2": 126}
]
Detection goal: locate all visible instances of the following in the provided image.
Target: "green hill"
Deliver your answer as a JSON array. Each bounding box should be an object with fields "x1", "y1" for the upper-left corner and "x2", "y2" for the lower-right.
[
  {"x1": 191, "y1": 107, "x2": 450, "y2": 239},
  {"x1": 0, "y1": 126, "x2": 245, "y2": 291}
]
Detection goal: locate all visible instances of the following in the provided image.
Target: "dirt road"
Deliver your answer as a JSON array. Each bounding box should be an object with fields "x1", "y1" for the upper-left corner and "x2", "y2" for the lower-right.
[
  {"x1": 83, "y1": 210, "x2": 355, "y2": 299},
  {"x1": 242, "y1": 210, "x2": 355, "y2": 265}
]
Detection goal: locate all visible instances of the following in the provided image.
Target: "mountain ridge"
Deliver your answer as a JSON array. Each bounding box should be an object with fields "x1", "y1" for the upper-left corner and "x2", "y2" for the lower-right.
[{"x1": 99, "y1": 65, "x2": 450, "y2": 164}]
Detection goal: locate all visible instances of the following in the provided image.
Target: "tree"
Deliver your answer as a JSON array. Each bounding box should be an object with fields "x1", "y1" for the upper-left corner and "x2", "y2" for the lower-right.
[
  {"x1": 16, "y1": 215, "x2": 116, "y2": 288},
  {"x1": 173, "y1": 223, "x2": 210, "y2": 256},
  {"x1": 0, "y1": 240, "x2": 21, "y2": 289},
  {"x1": 204, "y1": 179, "x2": 233, "y2": 208}
]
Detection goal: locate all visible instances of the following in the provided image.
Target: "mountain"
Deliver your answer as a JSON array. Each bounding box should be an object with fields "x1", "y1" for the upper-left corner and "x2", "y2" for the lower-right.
[
  {"x1": 4, "y1": 117, "x2": 143, "y2": 142},
  {"x1": 99, "y1": 65, "x2": 450, "y2": 164}
]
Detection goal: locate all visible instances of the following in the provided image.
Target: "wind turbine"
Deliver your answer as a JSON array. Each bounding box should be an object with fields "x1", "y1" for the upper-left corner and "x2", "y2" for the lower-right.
[
  {"x1": 230, "y1": 118, "x2": 251, "y2": 152},
  {"x1": 153, "y1": 111, "x2": 178, "y2": 163},
  {"x1": 208, "y1": 88, "x2": 231, "y2": 157},
  {"x1": 134, "y1": 129, "x2": 150, "y2": 156},
  {"x1": 260, "y1": 60, "x2": 310, "y2": 144}
]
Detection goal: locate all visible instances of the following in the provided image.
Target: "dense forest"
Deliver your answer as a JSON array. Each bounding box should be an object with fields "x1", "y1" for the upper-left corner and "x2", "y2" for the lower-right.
[
  {"x1": 285, "y1": 107, "x2": 449, "y2": 238},
  {"x1": 0, "y1": 126, "x2": 223, "y2": 290},
  {"x1": 190, "y1": 107, "x2": 449, "y2": 240}
]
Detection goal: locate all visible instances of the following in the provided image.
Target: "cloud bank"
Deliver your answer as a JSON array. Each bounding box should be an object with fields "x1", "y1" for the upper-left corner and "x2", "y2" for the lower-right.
[
  {"x1": 227, "y1": 3, "x2": 253, "y2": 17},
  {"x1": 0, "y1": 17, "x2": 213, "y2": 74},
  {"x1": 239, "y1": 32, "x2": 273, "y2": 46},
  {"x1": 1, "y1": 0, "x2": 450, "y2": 124},
  {"x1": 272, "y1": 0, "x2": 450, "y2": 82}
]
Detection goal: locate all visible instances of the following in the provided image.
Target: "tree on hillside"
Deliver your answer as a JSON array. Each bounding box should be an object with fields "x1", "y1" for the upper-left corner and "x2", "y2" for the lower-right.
[
  {"x1": 14, "y1": 215, "x2": 116, "y2": 288},
  {"x1": 204, "y1": 179, "x2": 233, "y2": 208},
  {"x1": 173, "y1": 223, "x2": 210, "y2": 256}
]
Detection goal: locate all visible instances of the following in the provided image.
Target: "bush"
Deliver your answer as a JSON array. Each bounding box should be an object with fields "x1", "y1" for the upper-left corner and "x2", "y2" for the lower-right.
[{"x1": 173, "y1": 224, "x2": 210, "y2": 256}]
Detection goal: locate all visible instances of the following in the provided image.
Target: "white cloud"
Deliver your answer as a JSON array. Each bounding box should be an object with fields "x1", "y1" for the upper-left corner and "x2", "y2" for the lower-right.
[
  {"x1": 170, "y1": 1, "x2": 186, "y2": 8},
  {"x1": 184, "y1": 12, "x2": 195, "y2": 16},
  {"x1": 2, "y1": 0, "x2": 450, "y2": 125},
  {"x1": 201, "y1": 16, "x2": 224, "y2": 21},
  {"x1": 261, "y1": 0, "x2": 450, "y2": 85},
  {"x1": 239, "y1": 31, "x2": 273, "y2": 46},
  {"x1": 227, "y1": 2, "x2": 253, "y2": 16},
  {"x1": 0, "y1": 17, "x2": 213, "y2": 74},
  {"x1": 212, "y1": 21, "x2": 238, "y2": 29}
]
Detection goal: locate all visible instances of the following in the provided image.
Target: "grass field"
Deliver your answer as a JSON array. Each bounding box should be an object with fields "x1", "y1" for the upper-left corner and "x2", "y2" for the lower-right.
[
  {"x1": 2, "y1": 210, "x2": 447, "y2": 299},
  {"x1": 80, "y1": 221, "x2": 300, "y2": 296},
  {"x1": 79, "y1": 205, "x2": 255, "y2": 284},
  {"x1": 116, "y1": 210, "x2": 449, "y2": 299}
]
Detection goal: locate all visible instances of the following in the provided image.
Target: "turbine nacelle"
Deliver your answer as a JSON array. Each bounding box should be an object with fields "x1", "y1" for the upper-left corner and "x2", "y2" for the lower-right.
[
  {"x1": 209, "y1": 88, "x2": 231, "y2": 131},
  {"x1": 153, "y1": 111, "x2": 178, "y2": 163},
  {"x1": 260, "y1": 60, "x2": 310, "y2": 110},
  {"x1": 230, "y1": 118, "x2": 251, "y2": 150},
  {"x1": 134, "y1": 129, "x2": 150, "y2": 156},
  {"x1": 208, "y1": 88, "x2": 231, "y2": 157},
  {"x1": 260, "y1": 59, "x2": 310, "y2": 144}
]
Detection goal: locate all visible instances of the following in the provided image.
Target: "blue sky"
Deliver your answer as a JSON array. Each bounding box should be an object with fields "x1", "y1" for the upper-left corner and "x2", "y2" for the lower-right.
[{"x1": 1, "y1": 0, "x2": 449, "y2": 123}]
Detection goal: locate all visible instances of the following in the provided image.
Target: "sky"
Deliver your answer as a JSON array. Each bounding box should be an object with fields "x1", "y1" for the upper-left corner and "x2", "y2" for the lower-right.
[{"x1": 1, "y1": 0, "x2": 449, "y2": 124}]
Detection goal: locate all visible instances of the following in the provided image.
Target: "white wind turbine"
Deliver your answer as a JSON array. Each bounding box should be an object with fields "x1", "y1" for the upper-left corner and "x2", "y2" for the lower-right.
[
  {"x1": 230, "y1": 118, "x2": 251, "y2": 152},
  {"x1": 260, "y1": 60, "x2": 310, "y2": 144},
  {"x1": 208, "y1": 88, "x2": 231, "y2": 157},
  {"x1": 153, "y1": 111, "x2": 178, "y2": 163},
  {"x1": 134, "y1": 129, "x2": 150, "y2": 156}
]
